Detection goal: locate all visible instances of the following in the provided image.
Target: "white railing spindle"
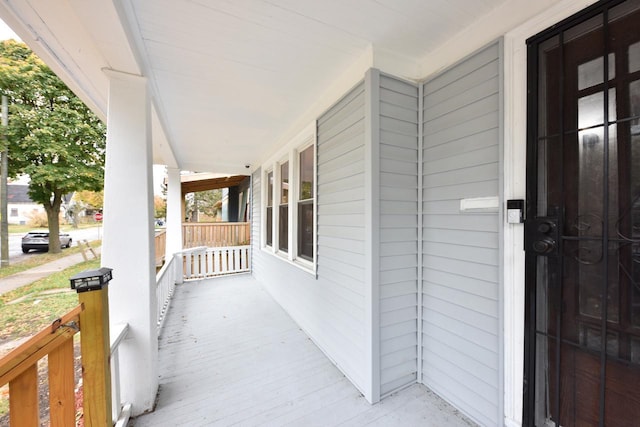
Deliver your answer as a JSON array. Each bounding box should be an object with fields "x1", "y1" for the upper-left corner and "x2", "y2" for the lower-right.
[
  {"x1": 110, "y1": 323, "x2": 131, "y2": 427},
  {"x1": 180, "y1": 245, "x2": 250, "y2": 281}
]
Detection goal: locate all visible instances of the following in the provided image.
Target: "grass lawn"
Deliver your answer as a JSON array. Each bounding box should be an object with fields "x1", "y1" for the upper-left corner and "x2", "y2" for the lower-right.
[
  {"x1": 0, "y1": 259, "x2": 100, "y2": 417},
  {"x1": 0, "y1": 258, "x2": 100, "y2": 343},
  {"x1": 0, "y1": 257, "x2": 101, "y2": 419},
  {"x1": 0, "y1": 239, "x2": 101, "y2": 280}
]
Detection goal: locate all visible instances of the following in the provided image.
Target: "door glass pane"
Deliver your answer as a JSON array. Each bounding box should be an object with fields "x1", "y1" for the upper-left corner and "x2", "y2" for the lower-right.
[
  {"x1": 631, "y1": 84, "x2": 640, "y2": 327},
  {"x1": 577, "y1": 124, "x2": 620, "y2": 322},
  {"x1": 631, "y1": 80, "x2": 640, "y2": 127},
  {"x1": 578, "y1": 88, "x2": 617, "y2": 129},
  {"x1": 632, "y1": 338, "x2": 640, "y2": 363},
  {"x1": 578, "y1": 53, "x2": 615, "y2": 90},
  {"x1": 538, "y1": 35, "x2": 561, "y2": 139},
  {"x1": 630, "y1": 41, "x2": 640, "y2": 73},
  {"x1": 580, "y1": 324, "x2": 619, "y2": 356}
]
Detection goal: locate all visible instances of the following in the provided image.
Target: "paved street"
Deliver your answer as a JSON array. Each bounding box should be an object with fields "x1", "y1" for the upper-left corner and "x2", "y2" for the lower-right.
[{"x1": 3, "y1": 226, "x2": 102, "y2": 263}]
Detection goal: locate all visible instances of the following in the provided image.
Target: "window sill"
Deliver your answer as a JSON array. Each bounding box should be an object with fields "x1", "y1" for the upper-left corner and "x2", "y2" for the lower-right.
[{"x1": 261, "y1": 246, "x2": 316, "y2": 277}]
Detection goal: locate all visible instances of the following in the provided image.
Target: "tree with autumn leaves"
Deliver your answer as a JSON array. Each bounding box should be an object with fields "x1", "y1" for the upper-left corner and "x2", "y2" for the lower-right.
[{"x1": 0, "y1": 40, "x2": 106, "y2": 253}]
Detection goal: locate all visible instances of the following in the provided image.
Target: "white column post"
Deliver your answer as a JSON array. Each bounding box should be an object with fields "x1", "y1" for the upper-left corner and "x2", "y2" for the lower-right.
[
  {"x1": 165, "y1": 167, "x2": 183, "y2": 258},
  {"x1": 101, "y1": 69, "x2": 158, "y2": 416}
]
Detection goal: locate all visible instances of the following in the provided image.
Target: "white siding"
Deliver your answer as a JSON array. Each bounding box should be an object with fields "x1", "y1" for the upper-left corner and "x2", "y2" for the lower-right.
[
  {"x1": 421, "y1": 42, "x2": 502, "y2": 427},
  {"x1": 252, "y1": 82, "x2": 369, "y2": 397},
  {"x1": 378, "y1": 74, "x2": 419, "y2": 396}
]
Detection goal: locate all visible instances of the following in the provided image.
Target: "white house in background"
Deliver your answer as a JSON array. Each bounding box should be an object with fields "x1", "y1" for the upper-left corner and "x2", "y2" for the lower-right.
[
  {"x1": 1, "y1": 0, "x2": 638, "y2": 425},
  {"x1": 6, "y1": 184, "x2": 43, "y2": 225}
]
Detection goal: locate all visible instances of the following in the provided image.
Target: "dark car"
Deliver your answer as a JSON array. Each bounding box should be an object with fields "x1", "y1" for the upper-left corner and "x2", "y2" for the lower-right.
[{"x1": 21, "y1": 231, "x2": 73, "y2": 253}]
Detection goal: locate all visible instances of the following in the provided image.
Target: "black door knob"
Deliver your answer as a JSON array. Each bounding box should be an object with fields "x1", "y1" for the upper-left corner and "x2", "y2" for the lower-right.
[
  {"x1": 533, "y1": 237, "x2": 556, "y2": 254},
  {"x1": 537, "y1": 221, "x2": 555, "y2": 234}
]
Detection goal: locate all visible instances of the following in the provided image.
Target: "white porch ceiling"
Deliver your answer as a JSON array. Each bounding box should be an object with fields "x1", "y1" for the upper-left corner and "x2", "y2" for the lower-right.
[{"x1": 0, "y1": 0, "x2": 558, "y2": 174}]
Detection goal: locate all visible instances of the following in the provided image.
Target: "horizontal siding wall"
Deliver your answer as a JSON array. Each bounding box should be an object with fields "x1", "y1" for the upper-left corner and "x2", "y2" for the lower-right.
[
  {"x1": 378, "y1": 74, "x2": 419, "y2": 396},
  {"x1": 421, "y1": 42, "x2": 501, "y2": 427},
  {"x1": 252, "y1": 82, "x2": 369, "y2": 395}
]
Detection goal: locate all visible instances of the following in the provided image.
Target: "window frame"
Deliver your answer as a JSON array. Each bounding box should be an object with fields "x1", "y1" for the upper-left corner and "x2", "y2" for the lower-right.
[{"x1": 260, "y1": 122, "x2": 317, "y2": 274}]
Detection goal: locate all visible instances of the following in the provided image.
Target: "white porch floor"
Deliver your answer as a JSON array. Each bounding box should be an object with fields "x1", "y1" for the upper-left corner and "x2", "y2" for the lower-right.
[{"x1": 129, "y1": 275, "x2": 477, "y2": 427}]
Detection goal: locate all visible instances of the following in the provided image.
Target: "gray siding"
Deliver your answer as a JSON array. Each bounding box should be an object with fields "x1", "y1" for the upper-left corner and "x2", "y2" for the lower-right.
[
  {"x1": 378, "y1": 74, "x2": 419, "y2": 396},
  {"x1": 421, "y1": 42, "x2": 501, "y2": 426},
  {"x1": 252, "y1": 82, "x2": 369, "y2": 395}
]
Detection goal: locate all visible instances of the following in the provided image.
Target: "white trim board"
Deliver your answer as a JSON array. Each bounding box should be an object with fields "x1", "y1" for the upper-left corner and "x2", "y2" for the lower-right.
[{"x1": 502, "y1": 1, "x2": 599, "y2": 426}]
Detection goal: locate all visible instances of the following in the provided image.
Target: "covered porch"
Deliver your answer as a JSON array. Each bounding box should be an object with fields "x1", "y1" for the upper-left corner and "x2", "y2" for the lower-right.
[{"x1": 132, "y1": 274, "x2": 474, "y2": 427}]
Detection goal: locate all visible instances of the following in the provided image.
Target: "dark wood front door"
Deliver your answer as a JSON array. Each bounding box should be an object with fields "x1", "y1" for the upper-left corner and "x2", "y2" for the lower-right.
[{"x1": 525, "y1": 1, "x2": 640, "y2": 426}]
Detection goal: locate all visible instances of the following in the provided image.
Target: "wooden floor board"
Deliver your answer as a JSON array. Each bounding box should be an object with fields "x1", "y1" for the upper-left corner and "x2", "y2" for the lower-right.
[{"x1": 129, "y1": 275, "x2": 477, "y2": 427}]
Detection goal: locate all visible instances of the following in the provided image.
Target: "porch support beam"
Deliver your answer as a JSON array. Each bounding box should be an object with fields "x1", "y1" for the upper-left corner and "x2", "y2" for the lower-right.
[
  {"x1": 102, "y1": 69, "x2": 158, "y2": 416},
  {"x1": 165, "y1": 167, "x2": 183, "y2": 257}
]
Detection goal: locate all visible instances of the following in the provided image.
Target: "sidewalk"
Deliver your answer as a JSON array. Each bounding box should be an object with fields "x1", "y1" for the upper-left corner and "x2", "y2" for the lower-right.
[{"x1": 0, "y1": 246, "x2": 101, "y2": 296}]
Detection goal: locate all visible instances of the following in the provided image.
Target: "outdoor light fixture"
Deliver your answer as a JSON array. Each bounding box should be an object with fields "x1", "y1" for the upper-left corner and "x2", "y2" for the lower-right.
[{"x1": 69, "y1": 267, "x2": 113, "y2": 293}]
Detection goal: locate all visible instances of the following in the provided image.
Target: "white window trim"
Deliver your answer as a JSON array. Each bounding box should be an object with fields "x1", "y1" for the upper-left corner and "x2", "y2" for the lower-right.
[
  {"x1": 262, "y1": 167, "x2": 274, "y2": 250},
  {"x1": 260, "y1": 121, "x2": 317, "y2": 275},
  {"x1": 274, "y1": 155, "x2": 289, "y2": 257},
  {"x1": 292, "y1": 140, "x2": 316, "y2": 269}
]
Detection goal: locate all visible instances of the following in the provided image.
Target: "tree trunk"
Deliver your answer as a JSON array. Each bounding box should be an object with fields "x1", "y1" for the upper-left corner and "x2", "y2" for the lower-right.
[{"x1": 45, "y1": 192, "x2": 63, "y2": 254}]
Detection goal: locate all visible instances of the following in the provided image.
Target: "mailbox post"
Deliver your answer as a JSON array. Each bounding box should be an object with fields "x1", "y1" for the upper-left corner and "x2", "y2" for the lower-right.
[{"x1": 70, "y1": 268, "x2": 113, "y2": 427}]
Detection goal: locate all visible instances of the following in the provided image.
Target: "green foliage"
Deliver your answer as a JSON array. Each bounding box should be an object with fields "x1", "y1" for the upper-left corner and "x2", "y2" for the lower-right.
[
  {"x1": 0, "y1": 40, "x2": 106, "y2": 252},
  {"x1": 72, "y1": 190, "x2": 104, "y2": 210},
  {"x1": 154, "y1": 195, "x2": 167, "y2": 219},
  {"x1": 186, "y1": 189, "x2": 222, "y2": 221}
]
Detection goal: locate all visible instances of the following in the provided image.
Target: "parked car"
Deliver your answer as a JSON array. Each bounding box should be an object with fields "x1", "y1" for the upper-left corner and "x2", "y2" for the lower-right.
[{"x1": 21, "y1": 231, "x2": 73, "y2": 253}]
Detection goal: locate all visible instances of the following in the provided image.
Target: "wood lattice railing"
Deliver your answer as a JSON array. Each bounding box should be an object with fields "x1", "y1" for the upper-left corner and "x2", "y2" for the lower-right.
[{"x1": 0, "y1": 305, "x2": 84, "y2": 426}]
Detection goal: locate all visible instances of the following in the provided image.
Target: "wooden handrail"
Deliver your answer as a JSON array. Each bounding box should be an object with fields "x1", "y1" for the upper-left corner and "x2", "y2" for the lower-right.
[
  {"x1": 0, "y1": 304, "x2": 84, "y2": 426},
  {"x1": 182, "y1": 222, "x2": 250, "y2": 248},
  {"x1": 155, "y1": 230, "x2": 167, "y2": 266},
  {"x1": 0, "y1": 304, "x2": 83, "y2": 386}
]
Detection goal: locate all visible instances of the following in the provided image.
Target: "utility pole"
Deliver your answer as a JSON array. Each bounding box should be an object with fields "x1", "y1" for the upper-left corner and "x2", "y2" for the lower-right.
[{"x1": 1, "y1": 95, "x2": 8, "y2": 267}]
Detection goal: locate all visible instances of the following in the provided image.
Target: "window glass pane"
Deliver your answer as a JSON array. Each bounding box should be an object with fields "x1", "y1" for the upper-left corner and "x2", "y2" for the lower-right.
[
  {"x1": 267, "y1": 171, "x2": 273, "y2": 207},
  {"x1": 299, "y1": 145, "x2": 314, "y2": 200},
  {"x1": 266, "y1": 207, "x2": 272, "y2": 246},
  {"x1": 281, "y1": 162, "x2": 289, "y2": 204},
  {"x1": 298, "y1": 201, "x2": 313, "y2": 261},
  {"x1": 279, "y1": 205, "x2": 288, "y2": 252}
]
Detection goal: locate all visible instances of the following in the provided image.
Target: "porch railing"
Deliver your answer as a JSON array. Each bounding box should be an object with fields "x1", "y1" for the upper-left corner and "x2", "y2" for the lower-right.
[
  {"x1": 0, "y1": 304, "x2": 132, "y2": 427},
  {"x1": 110, "y1": 323, "x2": 131, "y2": 427},
  {"x1": 154, "y1": 230, "x2": 167, "y2": 267},
  {"x1": 0, "y1": 305, "x2": 83, "y2": 426},
  {"x1": 182, "y1": 222, "x2": 250, "y2": 248},
  {"x1": 156, "y1": 252, "x2": 181, "y2": 334},
  {"x1": 181, "y1": 245, "x2": 251, "y2": 280}
]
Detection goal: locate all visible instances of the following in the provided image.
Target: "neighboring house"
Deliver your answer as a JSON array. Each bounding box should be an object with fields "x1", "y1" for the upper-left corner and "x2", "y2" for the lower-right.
[
  {"x1": 6, "y1": 184, "x2": 44, "y2": 225},
  {"x1": 2, "y1": 0, "x2": 637, "y2": 426}
]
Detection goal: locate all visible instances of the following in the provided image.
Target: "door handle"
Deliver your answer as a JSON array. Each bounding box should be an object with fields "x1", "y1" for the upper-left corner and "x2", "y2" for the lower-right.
[
  {"x1": 526, "y1": 214, "x2": 560, "y2": 256},
  {"x1": 533, "y1": 237, "x2": 556, "y2": 254}
]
